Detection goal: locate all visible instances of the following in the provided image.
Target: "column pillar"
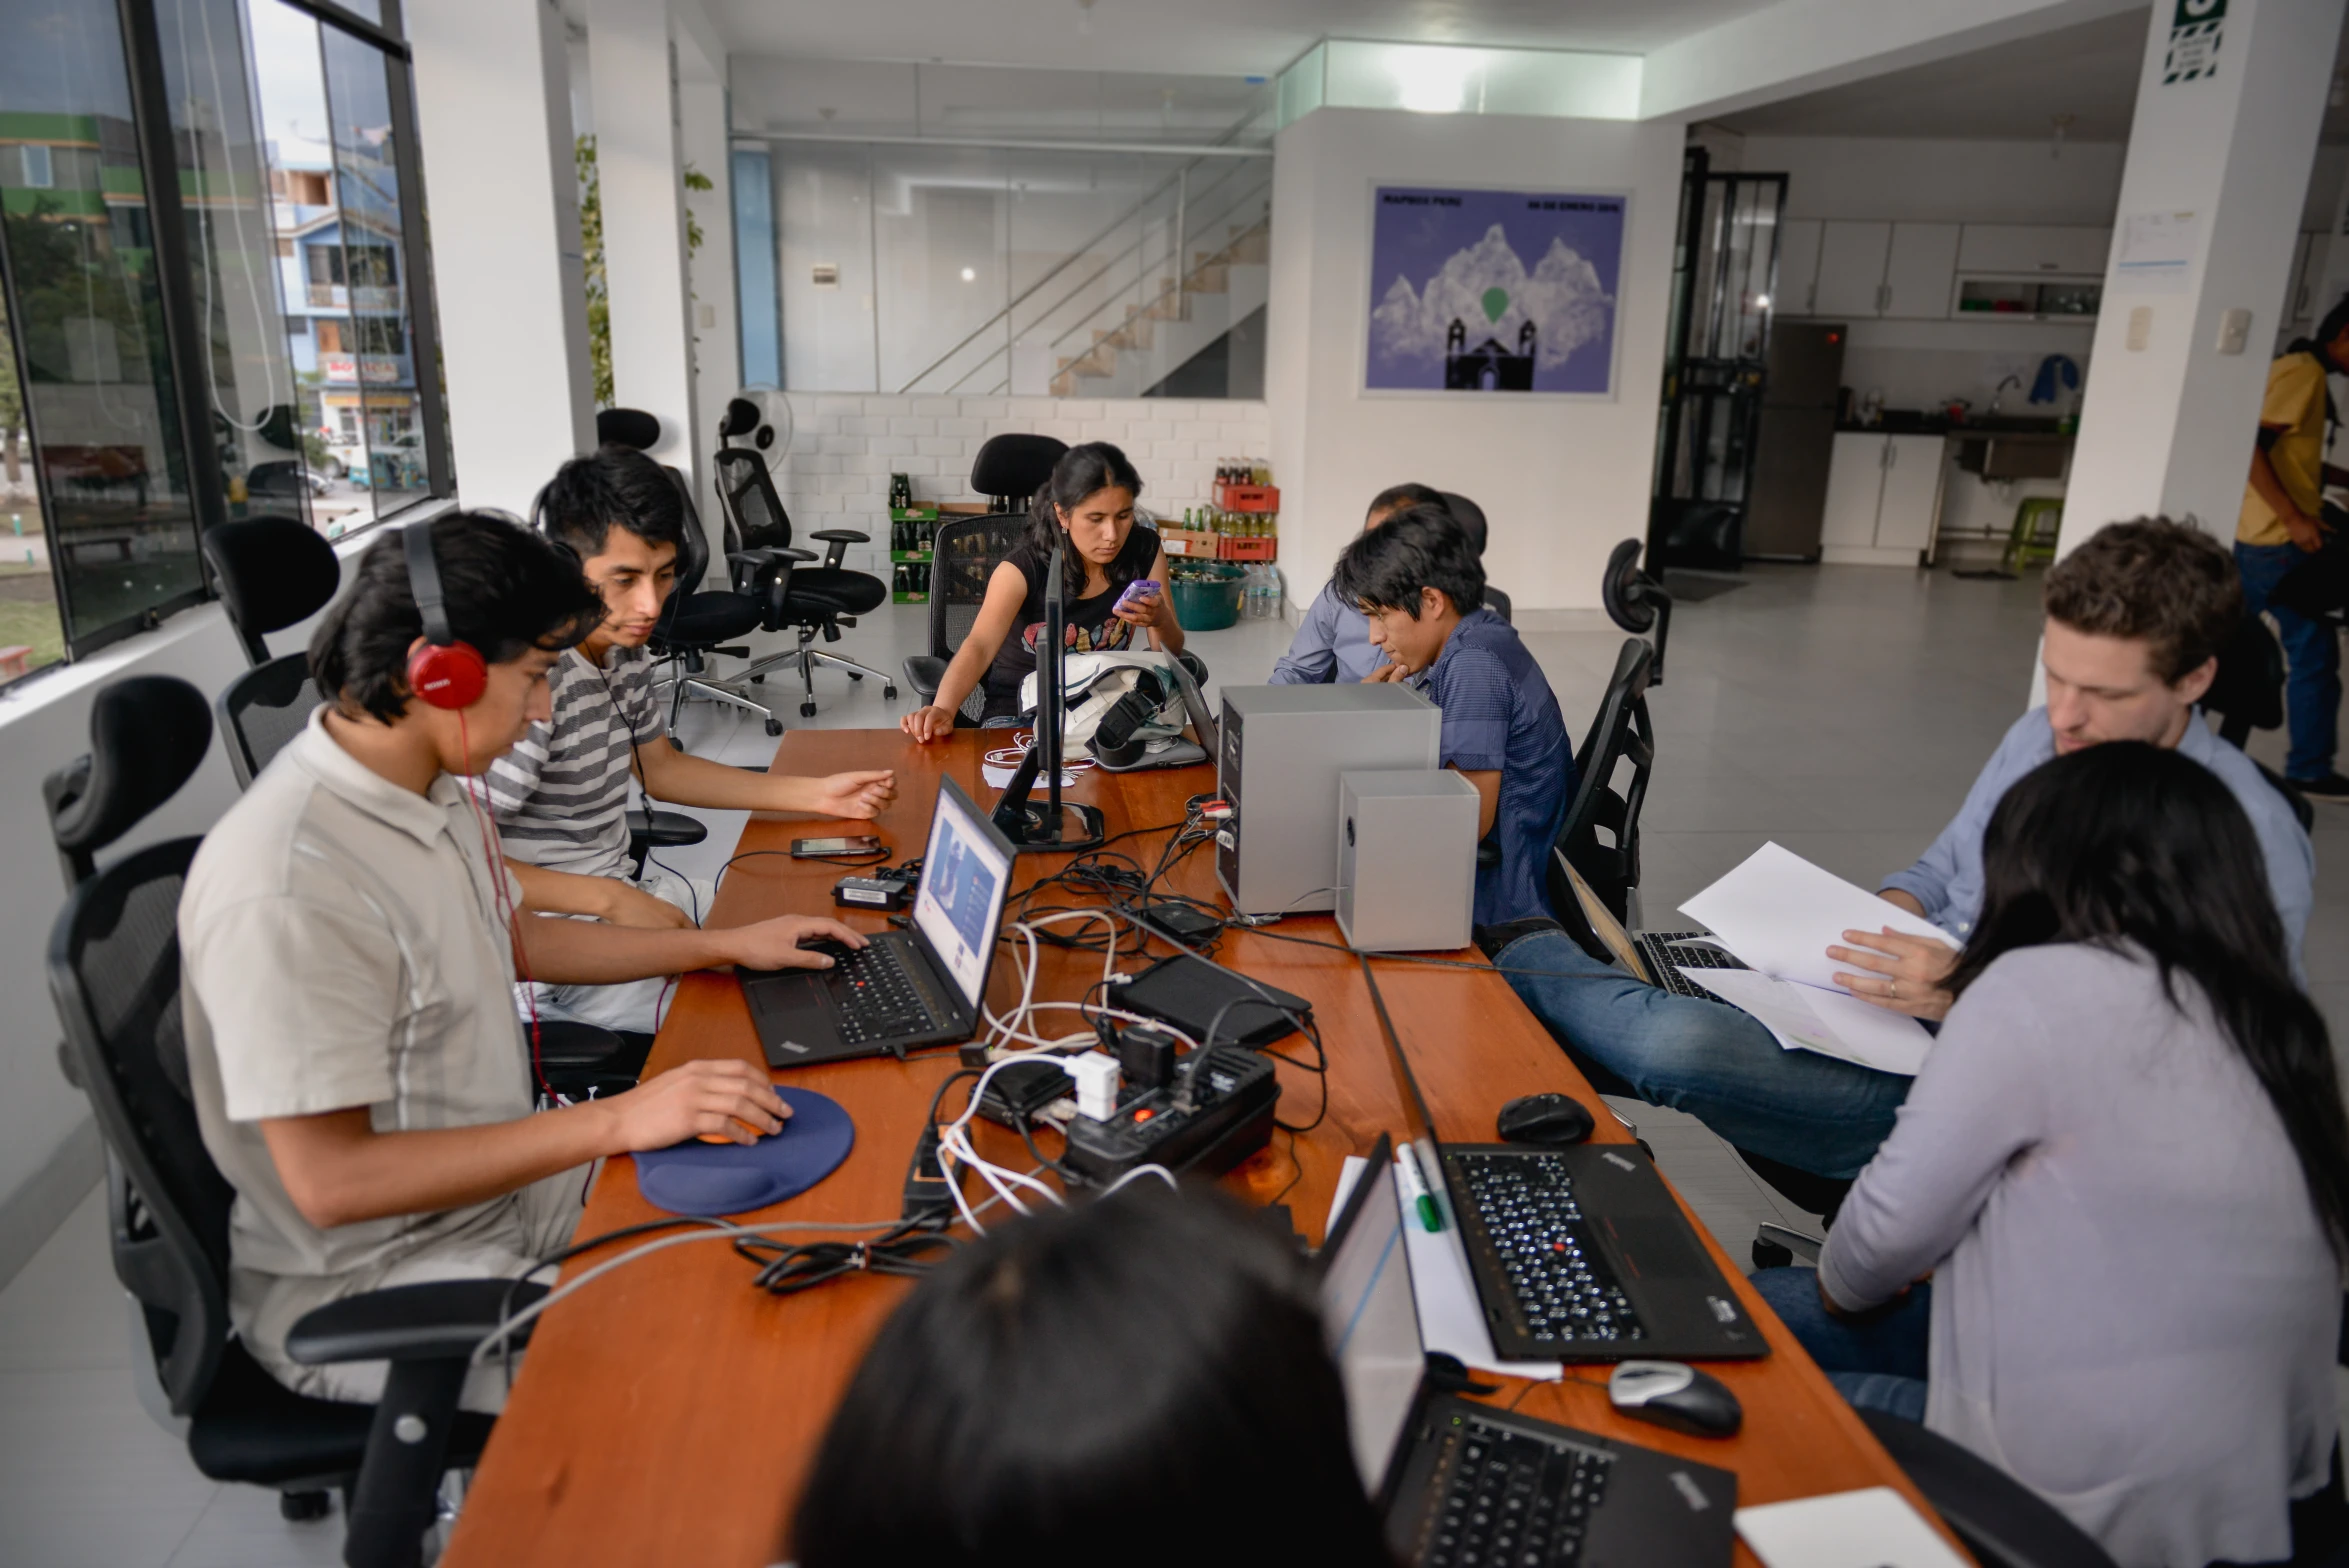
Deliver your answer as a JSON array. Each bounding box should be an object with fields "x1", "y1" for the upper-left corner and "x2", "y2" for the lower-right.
[
  {"x1": 407, "y1": 0, "x2": 595, "y2": 513},
  {"x1": 588, "y1": 0, "x2": 700, "y2": 485},
  {"x1": 680, "y1": 77, "x2": 738, "y2": 540},
  {"x1": 2056, "y1": 0, "x2": 2346, "y2": 558}
]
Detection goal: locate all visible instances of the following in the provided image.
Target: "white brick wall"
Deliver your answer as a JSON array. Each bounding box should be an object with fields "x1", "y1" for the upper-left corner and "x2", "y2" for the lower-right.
[{"x1": 766, "y1": 393, "x2": 1271, "y2": 573}]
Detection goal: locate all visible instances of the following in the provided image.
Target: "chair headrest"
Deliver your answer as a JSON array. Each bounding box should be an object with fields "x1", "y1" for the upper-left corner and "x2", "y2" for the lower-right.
[
  {"x1": 201, "y1": 515, "x2": 340, "y2": 659},
  {"x1": 1441, "y1": 492, "x2": 1488, "y2": 555},
  {"x1": 970, "y1": 434, "x2": 1068, "y2": 500},
  {"x1": 46, "y1": 676, "x2": 213, "y2": 864},
  {"x1": 597, "y1": 408, "x2": 663, "y2": 452},
  {"x1": 720, "y1": 397, "x2": 761, "y2": 440}
]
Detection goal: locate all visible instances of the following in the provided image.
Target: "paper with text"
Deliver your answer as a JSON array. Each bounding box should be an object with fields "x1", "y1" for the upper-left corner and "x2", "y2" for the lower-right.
[{"x1": 1679, "y1": 841, "x2": 1953, "y2": 993}]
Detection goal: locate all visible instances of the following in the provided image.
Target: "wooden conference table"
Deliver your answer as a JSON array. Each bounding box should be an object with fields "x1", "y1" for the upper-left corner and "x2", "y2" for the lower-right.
[{"x1": 444, "y1": 730, "x2": 1957, "y2": 1567}]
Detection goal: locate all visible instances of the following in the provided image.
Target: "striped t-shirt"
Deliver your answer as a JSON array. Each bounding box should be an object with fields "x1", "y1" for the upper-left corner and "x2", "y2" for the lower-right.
[{"x1": 485, "y1": 645, "x2": 660, "y2": 879}]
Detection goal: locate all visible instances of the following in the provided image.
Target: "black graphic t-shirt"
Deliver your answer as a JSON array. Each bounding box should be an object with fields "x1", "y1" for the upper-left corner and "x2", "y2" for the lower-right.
[{"x1": 981, "y1": 525, "x2": 1162, "y2": 721}]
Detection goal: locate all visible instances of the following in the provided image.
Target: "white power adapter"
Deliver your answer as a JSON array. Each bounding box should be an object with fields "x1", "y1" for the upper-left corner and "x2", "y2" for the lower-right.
[{"x1": 1065, "y1": 1050, "x2": 1121, "y2": 1122}]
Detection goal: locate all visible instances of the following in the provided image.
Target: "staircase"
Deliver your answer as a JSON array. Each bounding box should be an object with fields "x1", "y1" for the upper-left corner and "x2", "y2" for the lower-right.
[{"x1": 896, "y1": 153, "x2": 1272, "y2": 399}]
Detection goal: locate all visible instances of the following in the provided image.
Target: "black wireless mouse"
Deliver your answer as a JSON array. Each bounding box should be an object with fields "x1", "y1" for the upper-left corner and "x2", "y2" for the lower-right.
[
  {"x1": 1608, "y1": 1360, "x2": 1743, "y2": 1438},
  {"x1": 1495, "y1": 1092, "x2": 1595, "y2": 1146}
]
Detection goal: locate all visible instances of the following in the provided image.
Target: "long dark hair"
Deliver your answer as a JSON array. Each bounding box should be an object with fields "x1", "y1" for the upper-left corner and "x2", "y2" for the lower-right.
[
  {"x1": 1947, "y1": 742, "x2": 2349, "y2": 1255},
  {"x1": 792, "y1": 1186, "x2": 1392, "y2": 1568},
  {"x1": 1026, "y1": 440, "x2": 1147, "y2": 598}
]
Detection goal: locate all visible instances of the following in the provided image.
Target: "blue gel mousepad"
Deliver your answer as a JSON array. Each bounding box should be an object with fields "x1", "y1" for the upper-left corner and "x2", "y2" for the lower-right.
[{"x1": 632, "y1": 1086, "x2": 854, "y2": 1216}]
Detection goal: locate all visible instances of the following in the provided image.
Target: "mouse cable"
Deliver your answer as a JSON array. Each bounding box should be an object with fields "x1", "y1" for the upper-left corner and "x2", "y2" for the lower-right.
[{"x1": 736, "y1": 1217, "x2": 958, "y2": 1297}]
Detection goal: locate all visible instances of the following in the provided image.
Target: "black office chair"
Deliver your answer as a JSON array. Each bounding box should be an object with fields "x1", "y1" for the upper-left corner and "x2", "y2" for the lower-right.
[
  {"x1": 1856, "y1": 1411, "x2": 2121, "y2": 1568},
  {"x1": 1548, "y1": 638, "x2": 1656, "y2": 930},
  {"x1": 709, "y1": 405, "x2": 894, "y2": 722},
  {"x1": 203, "y1": 515, "x2": 340, "y2": 788},
  {"x1": 901, "y1": 435, "x2": 1066, "y2": 720},
  {"x1": 1440, "y1": 491, "x2": 1511, "y2": 625},
  {"x1": 1600, "y1": 538, "x2": 1674, "y2": 685},
  {"x1": 2204, "y1": 613, "x2": 2316, "y2": 833},
  {"x1": 45, "y1": 674, "x2": 546, "y2": 1568}
]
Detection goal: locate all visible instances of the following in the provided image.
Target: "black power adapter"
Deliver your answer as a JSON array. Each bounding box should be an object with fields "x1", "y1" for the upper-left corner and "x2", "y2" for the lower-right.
[{"x1": 834, "y1": 870, "x2": 916, "y2": 910}]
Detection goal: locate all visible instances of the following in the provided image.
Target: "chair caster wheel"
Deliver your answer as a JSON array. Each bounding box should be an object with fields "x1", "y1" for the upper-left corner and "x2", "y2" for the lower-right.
[
  {"x1": 750, "y1": 674, "x2": 765, "y2": 685},
  {"x1": 1751, "y1": 1238, "x2": 1794, "y2": 1271},
  {"x1": 847, "y1": 671, "x2": 863, "y2": 682},
  {"x1": 764, "y1": 717, "x2": 783, "y2": 737},
  {"x1": 800, "y1": 700, "x2": 818, "y2": 718},
  {"x1": 884, "y1": 684, "x2": 899, "y2": 701},
  {"x1": 280, "y1": 1490, "x2": 332, "y2": 1522}
]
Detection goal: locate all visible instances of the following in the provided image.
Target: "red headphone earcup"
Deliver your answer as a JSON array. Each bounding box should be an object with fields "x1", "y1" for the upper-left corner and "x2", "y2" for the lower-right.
[{"x1": 408, "y1": 641, "x2": 488, "y2": 710}]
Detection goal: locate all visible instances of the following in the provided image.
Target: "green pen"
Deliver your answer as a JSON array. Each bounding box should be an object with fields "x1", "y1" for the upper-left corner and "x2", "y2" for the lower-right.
[{"x1": 1398, "y1": 1145, "x2": 1443, "y2": 1233}]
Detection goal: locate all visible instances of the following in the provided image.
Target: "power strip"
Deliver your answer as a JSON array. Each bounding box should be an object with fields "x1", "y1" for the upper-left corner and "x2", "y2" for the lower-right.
[{"x1": 1058, "y1": 1045, "x2": 1279, "y2": 1188}]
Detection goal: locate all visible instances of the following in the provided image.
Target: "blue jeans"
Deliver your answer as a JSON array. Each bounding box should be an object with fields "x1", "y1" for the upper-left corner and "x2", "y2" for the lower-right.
[
  {"x1": 2237, "y1": 540, "x2": 2341, "y2": 780},
  {"x1": 1490, "y1": 930, "x2": 1912, "y2": 1180},
  {"x1": 1749, "y1": 1267, "x2": 1931, "y2": 1423}
]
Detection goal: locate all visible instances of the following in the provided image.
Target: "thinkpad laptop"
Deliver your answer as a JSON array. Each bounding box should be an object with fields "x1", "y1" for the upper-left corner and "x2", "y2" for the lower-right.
[
  {"x1": 1358, "y1": 957, "x2": 1766, "y2": 1363},
  {"x1": 1319, "y1": 1132, "x2": 1737, "y2": 1568},
  {"x1": 740, "y1": 776, "x2": 1015, "y2": 1066},
  {"x1": 1562, "y1": 865, "x2": 1750, "y2": 1003}
]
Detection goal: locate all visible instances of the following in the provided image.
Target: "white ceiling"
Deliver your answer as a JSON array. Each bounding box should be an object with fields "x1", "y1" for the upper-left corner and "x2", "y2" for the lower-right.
[{"x1": 702, "y1": 0, "x2": 1762, "y2": 78}]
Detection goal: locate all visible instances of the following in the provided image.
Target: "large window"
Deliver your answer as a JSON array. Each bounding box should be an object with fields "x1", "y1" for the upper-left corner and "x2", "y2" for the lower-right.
[{"x1": 0, "y1": 0, "x2": 446, "y2": 687}]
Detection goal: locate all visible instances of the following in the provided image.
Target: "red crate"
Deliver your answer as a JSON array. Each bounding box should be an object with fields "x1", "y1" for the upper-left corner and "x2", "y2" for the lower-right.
[
  {"x1": 1217, "y1": 534, "x2": 1278, "y2": 563},
  {"x1": 1214, "y1": 482, "x2": 1280, "y2": 513}
]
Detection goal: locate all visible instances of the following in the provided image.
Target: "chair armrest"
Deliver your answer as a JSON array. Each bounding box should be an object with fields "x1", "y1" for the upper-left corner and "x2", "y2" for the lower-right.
[
  {"x1": 286, "y1": 1279, "x2": 550, "y2": 1366},
  {"x1": 807, "y1": 528, "x2": 867, "y2": 544},
  {"x1": 535, "y1": 1019, "x2": 621, "y2": 1068},
  {"x1": 626, "y1": 807, "x2": 707, "y2": 850},
  {"x1": 903, "y1": 655, "x2": 947, "y2": 702},
  {"x1": 728, "y1": 546, "x2": 814, "y2": 605}
]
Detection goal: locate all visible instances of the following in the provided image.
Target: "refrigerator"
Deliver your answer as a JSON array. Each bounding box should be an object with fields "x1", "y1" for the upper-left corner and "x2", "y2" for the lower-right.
[{"x1": 1742, "y1": 321, "x2": 1846, "y2": 561}]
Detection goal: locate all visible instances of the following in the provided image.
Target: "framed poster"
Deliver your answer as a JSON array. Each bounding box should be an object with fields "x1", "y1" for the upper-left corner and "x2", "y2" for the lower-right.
[{"x1": 1364, "y1": 185, "x2": 1626, "y2": 398}]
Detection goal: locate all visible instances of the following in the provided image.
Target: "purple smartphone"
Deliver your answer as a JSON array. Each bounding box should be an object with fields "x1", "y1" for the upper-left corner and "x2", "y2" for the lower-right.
[{"x1": 1113, "y1": 579, "x2": 1161, "y2": 614}]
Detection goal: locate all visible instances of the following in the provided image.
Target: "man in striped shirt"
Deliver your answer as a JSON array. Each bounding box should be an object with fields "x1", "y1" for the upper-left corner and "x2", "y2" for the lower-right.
[{"x1": 487, "y1": 449, "x2": 894, "y2": 1036}]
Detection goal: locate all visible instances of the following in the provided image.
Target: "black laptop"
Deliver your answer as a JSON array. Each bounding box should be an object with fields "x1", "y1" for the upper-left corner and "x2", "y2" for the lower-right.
[
  {"x1": 1319, "y1": 1132, "x2": 1737, "y2": 1568},
  {"x1": 1358, "y1": 958, "x2": 1767, "y2": 1363},
  {"x1": 740, "y1": 776, "x2": 1016, "y2": 1066}
]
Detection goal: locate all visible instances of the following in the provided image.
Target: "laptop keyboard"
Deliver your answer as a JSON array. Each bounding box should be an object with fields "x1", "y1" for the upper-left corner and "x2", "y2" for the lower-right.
[
  {"x1": 1637, "y1": 932, "x2": 1746, "y2": 1001},
  {"x1": 1420, "y1": 1416, "x2": 1614, "y2": 1567},
  {"x1": 1454, "y1": 1153, "x2": 1646, "y2": 1347},
  {"x1": 824, "y1": 941, "x2": 941, "y2": 1045}
]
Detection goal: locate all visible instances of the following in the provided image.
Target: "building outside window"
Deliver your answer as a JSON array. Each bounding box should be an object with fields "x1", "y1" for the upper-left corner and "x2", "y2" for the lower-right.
[{"x1": 0, "y1": 0, "x2": 448, "y2": 690}]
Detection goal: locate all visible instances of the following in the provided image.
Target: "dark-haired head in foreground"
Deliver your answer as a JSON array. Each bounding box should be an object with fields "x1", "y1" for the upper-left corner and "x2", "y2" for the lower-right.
[
  {"x1": 1950, "y1": 741, "x2": 2349, "y2": 1254},
  {"x1": 307, "y1": 511, "x2": 602, "y2": 776},
  {"x1": 792, "y1": 1186, "x2": 1392, "y2": 1568}
]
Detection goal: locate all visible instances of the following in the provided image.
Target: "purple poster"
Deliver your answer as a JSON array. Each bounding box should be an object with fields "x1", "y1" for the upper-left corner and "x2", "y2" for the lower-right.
[{"x1": 1365, "y1": 186, "x2": 1625, "y2": 396}]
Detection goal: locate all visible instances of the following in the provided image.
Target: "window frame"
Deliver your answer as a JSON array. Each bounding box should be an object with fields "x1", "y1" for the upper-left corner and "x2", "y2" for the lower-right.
[{"x1": 0, "y1": 0, "x2": 450, "y2": 673}]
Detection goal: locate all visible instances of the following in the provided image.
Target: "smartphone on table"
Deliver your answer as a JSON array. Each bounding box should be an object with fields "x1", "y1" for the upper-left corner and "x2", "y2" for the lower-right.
[{"x1": 790, "y1": 836, "x2": 884, "y2": 858}]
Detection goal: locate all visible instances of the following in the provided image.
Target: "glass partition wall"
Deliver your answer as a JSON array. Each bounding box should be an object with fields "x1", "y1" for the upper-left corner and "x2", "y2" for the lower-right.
[{"x1": 0, "y1": 0, "x2": 446, "y2": 683}]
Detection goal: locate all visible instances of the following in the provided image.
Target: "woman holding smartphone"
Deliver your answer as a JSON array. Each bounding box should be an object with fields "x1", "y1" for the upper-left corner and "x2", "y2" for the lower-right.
[{"x1": 902, "y1": 442, "x2": 1182, "y2": 738}]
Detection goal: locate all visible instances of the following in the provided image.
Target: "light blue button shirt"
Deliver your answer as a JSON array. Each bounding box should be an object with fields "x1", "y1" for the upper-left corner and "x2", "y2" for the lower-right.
[
  {"x1": 1269, "y1": 579, "x2": 1387, "y2": 684},
  {"x1": 1879, "y1": 708, "x2": 2315, "y2": 968}
]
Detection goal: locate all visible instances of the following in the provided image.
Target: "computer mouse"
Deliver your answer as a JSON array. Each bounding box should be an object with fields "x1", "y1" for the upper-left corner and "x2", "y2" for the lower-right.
[
  {"x1": 1607, "y1": 1360, "x2": 1743, "y2": 1438},
  {"x1": 1495, "y1": 1092, "x2": 1595, "y2": 1146}
]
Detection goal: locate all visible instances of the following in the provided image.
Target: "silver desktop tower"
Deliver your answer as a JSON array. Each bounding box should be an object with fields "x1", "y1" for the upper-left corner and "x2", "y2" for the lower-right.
[{"x1": 1215, "y1": 684, "x2": 1441, "y2": 916}]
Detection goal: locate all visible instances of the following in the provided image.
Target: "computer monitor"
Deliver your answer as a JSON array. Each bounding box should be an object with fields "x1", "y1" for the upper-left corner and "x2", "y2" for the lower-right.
[
  {"x1": 913, "y1": 775, "x2": 1017, "y2": 1011},
  {"x1": 992, "y1": 534, "x2": 1106, "y2": 853}
]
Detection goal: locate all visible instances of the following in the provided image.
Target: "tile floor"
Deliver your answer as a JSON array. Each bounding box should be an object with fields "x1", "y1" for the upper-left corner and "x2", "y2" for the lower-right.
[{"x1": 4, "y1": 561, "x2": 2341, "y2": 1564}]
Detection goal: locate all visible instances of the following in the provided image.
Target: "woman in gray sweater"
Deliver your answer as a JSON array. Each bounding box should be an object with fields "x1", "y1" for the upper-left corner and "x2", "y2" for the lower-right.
[{"x1": 1753, "y1": 741, "x2": 2349, "y2": 1568}]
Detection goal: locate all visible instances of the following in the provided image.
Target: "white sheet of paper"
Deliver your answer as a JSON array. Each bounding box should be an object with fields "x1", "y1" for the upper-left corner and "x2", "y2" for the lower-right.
[
  {"x1": 2113, "y1": 209, "x2": 2199, "y2": 295},
  {"x1": 1735, "y1": 1487, "x2": 1970, "y2": 1568},
  {"x1": 1392, "y1": 1164, "x2": 1564, "y2": 1382},
  {"x1": 1681, "y1": 967, "x2": 1932, "y2": 1077},
  {"x1": 1678, "y1": 841, "x2": 1953, "y2": 993},
  {"x1": 1327, "y1": 1154, "x2": 1368, "y2": 1236}
]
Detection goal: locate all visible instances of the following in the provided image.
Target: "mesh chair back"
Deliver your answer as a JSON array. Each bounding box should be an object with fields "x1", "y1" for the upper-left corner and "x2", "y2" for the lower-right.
[
  {"x1": 50, "y1": 836, "x2": 234, "y2": 1416},
  {"x1": 220, "y1": 654, "x2": 321, "y2": 790},
  {"x1": 713, "y1": 448, "x2": 793, "y2": 554},
  {"x1": 929, "y1": 513, "x2": 1031, "y2": 722},
  {"x1": 1550, "y1": 638, "x2": 1655, "y2": 926}
]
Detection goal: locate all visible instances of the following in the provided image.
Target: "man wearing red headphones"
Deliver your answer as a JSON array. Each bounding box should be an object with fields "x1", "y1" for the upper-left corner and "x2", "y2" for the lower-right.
[{"x1": 178, "y1": 513, "x2": 862, "y2": 1411}]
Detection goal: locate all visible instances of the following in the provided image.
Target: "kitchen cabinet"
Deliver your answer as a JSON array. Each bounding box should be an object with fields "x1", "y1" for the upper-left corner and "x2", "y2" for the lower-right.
[
  {"x1": 1813, "y1": 221, "x2": 1891, "y2": 318},
  {"x1": 1954, "y1": 224, "x2": 2111, "y2": 277},
  {"x1": 1777, "y1": 218, "x2": 1822, "y2": 316},
  {"x1": 1883, "y1": 223, "x2": 1959, "y2": 319},
  {"x1": 1820, "y1": 431, "x2": 1947, "y2": 561}
]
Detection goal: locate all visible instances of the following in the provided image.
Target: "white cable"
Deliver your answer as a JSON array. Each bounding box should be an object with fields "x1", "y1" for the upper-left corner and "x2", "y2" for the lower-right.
[{"x1": 1101, "y1": 1163, "x2": 1177, "y2": 1196}]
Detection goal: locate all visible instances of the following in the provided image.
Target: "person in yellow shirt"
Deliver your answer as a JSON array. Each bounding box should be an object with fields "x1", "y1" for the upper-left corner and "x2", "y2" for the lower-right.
[{"x1": 2238, "y1": 297, "x2": 2349, "y2": 798}]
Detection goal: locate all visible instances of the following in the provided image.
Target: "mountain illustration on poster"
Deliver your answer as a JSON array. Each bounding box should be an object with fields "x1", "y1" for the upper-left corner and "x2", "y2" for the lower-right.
[{"x1": 1365, "y1": 186, "x2": 1626, "y2": 396}]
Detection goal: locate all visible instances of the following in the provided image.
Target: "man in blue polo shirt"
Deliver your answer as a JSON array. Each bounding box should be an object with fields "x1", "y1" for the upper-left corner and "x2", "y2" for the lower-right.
[
  {"x1": 1330, "y1": 505, "x2": 1571, "y2": 925},
  {"x1": 1270, "y1": 482, "x2": 1450, "y2": 685}
]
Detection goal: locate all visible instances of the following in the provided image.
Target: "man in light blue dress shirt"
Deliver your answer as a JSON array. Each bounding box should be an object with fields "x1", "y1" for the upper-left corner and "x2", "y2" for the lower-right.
[
  {"x1": 1270, "y1": 482, "x2": 1450, "y2": 684},
  {"x1": 1487, "y1": 520, "x2": 2314, "y2": 1180}
]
